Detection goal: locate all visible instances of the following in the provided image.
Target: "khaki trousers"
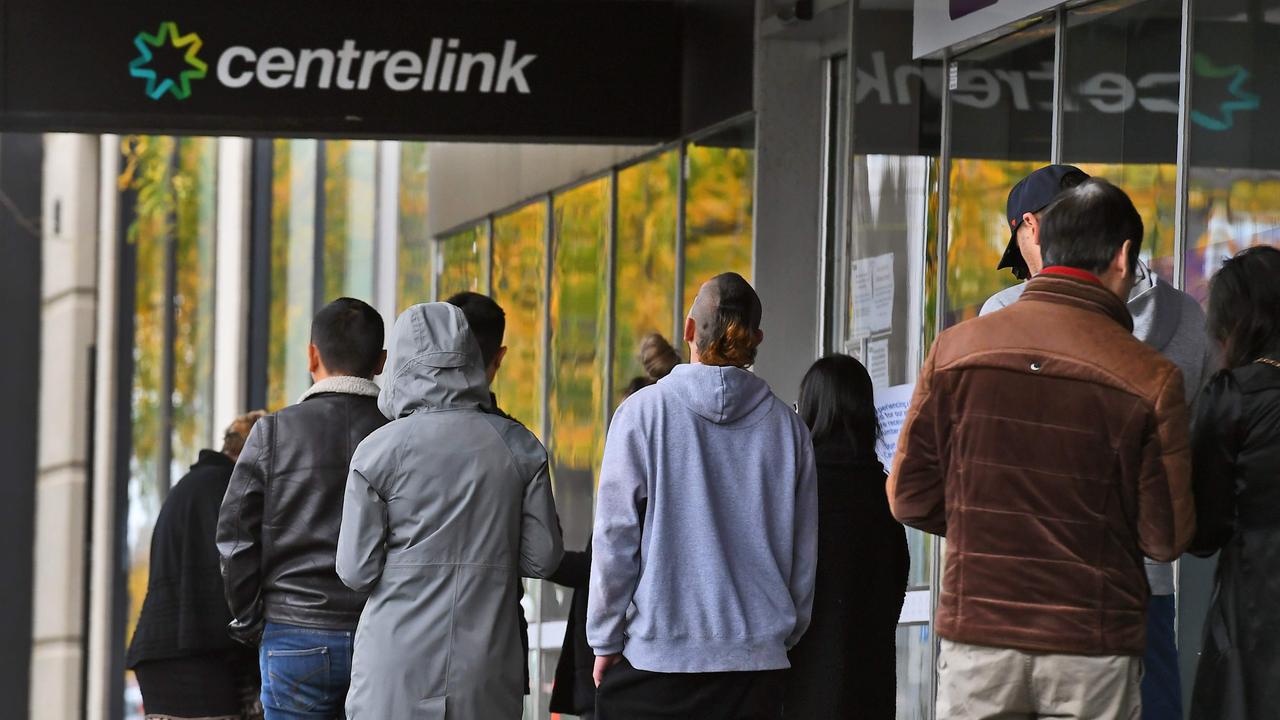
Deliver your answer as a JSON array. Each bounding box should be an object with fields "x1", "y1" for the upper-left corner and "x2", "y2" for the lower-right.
[{"x1": 936, "y1": 639, "x2": 1142, "y2": 720}]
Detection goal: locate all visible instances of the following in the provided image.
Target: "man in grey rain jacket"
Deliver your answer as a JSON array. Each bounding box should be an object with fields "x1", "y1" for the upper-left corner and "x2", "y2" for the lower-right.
[
  {"x1": 588, "y1": 272, "x2": 819, "y2": 719},
  {"x1": 336, "y1": 302, "x2": 563, "y2": 720},
  {"x1": 980, "y1": 165, "x2": 1213, "y2": 719}
]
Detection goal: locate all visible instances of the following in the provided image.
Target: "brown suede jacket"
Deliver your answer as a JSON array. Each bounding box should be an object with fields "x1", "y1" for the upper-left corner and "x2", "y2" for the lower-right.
[{"x1": 888, "y1": 269, "x2": 1195, "y2": 656}]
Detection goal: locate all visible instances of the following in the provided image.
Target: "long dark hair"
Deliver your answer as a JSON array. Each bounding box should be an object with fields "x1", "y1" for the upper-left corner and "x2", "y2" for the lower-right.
[
  {"x1": 1208, "y1": 245, "x2": 1280, "y2": 369},
  {"x1": 797, "y1": 354, "x2": 881, "y2": 455}
]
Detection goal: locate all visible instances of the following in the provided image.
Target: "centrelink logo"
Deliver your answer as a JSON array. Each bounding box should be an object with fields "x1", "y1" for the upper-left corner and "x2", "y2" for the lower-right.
[{"x1": 129, "y1": 22, "x2": 538, "y2": 100}]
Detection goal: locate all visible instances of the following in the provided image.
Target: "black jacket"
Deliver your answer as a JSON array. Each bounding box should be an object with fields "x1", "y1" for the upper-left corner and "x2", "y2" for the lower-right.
[
  {"x1": 1189, "y1": 359, "x2": 1280, "y2": 720},
  {"x1": 216, "y1": 389, "x2": 388, "y2": 643},
  {"x1": 548, "y1": 546, "x2": 592, "y2": 715},
  {"x1": 127, "y1": 450, "x2": 241, "y2": 667},
  {"x1": 784, "y1": 441, "x2": 908, "y2": 720}
]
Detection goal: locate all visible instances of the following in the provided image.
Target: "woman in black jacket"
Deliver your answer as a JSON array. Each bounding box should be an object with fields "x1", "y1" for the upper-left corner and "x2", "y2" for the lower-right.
[
  {"x1": 127, "y1": 411, "x2": 265, "y2": 720},
  {"x1": 785, "y1": 354, "x2": 908, "y2": 719},
  {"x1": 1189, "y1": 246, "x2": 1280, "y2": 720}
]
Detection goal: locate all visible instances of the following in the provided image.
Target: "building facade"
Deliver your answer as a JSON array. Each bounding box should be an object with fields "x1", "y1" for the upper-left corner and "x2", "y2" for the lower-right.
[{"x1": 5, "y1": 1, "x2": 1280, "y2": 719}]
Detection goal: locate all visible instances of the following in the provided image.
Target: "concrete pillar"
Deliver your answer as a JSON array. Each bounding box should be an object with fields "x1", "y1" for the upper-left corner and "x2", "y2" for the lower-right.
[
  {"x1": 213, "y1": 137, "x2": 253, "y2": 433},
  {"x1": 30, "y1": 132, "x2": 99, "y2": 720}
]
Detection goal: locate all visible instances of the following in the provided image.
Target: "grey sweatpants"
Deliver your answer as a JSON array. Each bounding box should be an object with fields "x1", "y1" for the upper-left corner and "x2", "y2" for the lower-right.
[{"x1": 936, "y1": 639, "x2": 1142, "y2": 720}]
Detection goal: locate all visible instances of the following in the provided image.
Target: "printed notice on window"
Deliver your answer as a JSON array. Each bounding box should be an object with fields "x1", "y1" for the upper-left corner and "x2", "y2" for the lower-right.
[
  {"x1": 851, "y1": 252, "x2": 895, "y2": 339},
  {"x1": 867, "y1": 338, "x2": 890, "y2": 389},
  {"x1": 874, "y1": 382, "x2": 915, "y2": 468}
]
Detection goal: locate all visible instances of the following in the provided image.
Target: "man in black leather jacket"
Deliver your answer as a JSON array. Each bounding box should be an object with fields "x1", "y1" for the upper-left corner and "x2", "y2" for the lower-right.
[{"x1": 217, "y1": 297, "x2": 388, "y2": 720}]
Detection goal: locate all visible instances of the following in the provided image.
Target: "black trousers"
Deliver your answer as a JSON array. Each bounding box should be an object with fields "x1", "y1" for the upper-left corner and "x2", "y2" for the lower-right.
[{"x1": 596, "y1": 657, "x2": 785, "y2": 720}]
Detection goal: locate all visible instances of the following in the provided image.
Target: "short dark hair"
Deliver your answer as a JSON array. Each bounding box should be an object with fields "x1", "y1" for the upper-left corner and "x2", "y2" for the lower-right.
[
  {"x1": 1208, "y1": 245, "x2": 1280, "y2": 369},
  {"x1": 311, "y1": 298, "x2": 385, "y2": 378},
  {"x1": 797, "y1": 354, "x2": 881, "y2": 454},
  {"x1": 1038, "y1": 178, "x2": 1144, "y2": 276},
  {"x1": 446, "y1": 292, "x2": 505, "y2": 367}
]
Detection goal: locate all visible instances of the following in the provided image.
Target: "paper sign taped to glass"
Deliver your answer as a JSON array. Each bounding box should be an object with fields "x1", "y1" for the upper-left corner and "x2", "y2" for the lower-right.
[
  {"x1": 850, "y1": 252, "x2": 895, "y2": 340},
  {"x1": 875, "y1": 382, "x2": 915, "y2": 467}
]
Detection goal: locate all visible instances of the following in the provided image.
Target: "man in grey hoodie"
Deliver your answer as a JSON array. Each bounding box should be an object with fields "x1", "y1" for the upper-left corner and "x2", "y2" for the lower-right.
[
  {"x1": 980, "y1": 165, "x2": 1213, "y2": 720},
  {"x1": 587, "y1": 272, "x2": 819, "y2": 720}
]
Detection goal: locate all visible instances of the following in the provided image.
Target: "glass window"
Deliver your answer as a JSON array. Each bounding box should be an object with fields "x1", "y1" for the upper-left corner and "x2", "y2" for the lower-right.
[
  {"x1": 614, "y1": 151, "x2": 680, "y2": 406},
  {"x1": 491, "y1": 202, "x2": 547, "y2": 435},
  {"x1": 550, "y1": 178, "x2": 610, "y2": 550},
  {"x1": 322, "y1": 140, "x2": 377, "y2": 303},
  {"x1": 1185, "y1": 0, "x2": 1280, "y2": 301},
  {"x1": 436, "y1": 222, "x2": 490, "y2": 299},
  {"x1": 169, "y1": 137, "x2": 219, "y2": 483},
  {"x1": 267, "y1": 138, "x2": 317, "y2": 411},
  {"x1": 896, "y1": 623, "x2": 934, "y2": 720},
  {"x1": 396, "y1": 142, "x2": 432, "y2": 312},
  {"x1": 945, "y1": 20, "x2": 1056, "y2": 327},
  {"x1": 118, "y1": 135, "x2": 218, "y2": 713},
  {"x1": 1062, "y1": 0, "x2": 1182, "y2": 280},
  {"x1": 685, "y1": 121, "x2": 755, "y2": 306}
]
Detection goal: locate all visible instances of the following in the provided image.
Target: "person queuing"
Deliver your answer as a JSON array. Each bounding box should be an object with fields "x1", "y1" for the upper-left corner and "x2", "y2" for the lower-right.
[
  {"x1": 785, "y1": 355, "x2": 908, "y2": 719},
  {"x1": 588, "y1": 272, "x2": 818, "y2": 720},
  {"x1": 128, "y1": 411, "x2": 266, "y2": 720},
  {"x1": 891, "y1": 179, "x2": 1195, "y2": 719},
  {"x1": 981, "y1": 165, "x2": 1211, "y2": 719},
  {"x1": 1187, "y1": 246, "x2": 1280, "y2": 720},
  {"x1": 336, "y1": 302, "x2": 563, "y2": 720},
  {"x1": 444, "y1": 291, "x2": 535, "y2": 700},
  {"x1": 217, "y1": 298, "x2": 388, "y2": 720},
  {"x1": 549, "y1": 332, "x2": 682, "y2": 720}
]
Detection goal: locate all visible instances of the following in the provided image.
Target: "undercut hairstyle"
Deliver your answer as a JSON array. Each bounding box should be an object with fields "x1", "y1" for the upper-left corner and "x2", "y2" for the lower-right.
[
  {"x1": 310, "y1": 297, "x2": 385, "y2": 378},
  {"x1": 1038, "y1": 178, "x2": 1144, "y2": 276},
  {"x1": 797, "y1": 355, "x2": 881, "y2": 455},
  {"x1": 689, "y1": 272, "x2": 764, "y2": 368},
  {"x1": 1208, "y1": 245, "x2": 1280, "y2": 369},
  {"x1": 222, "y1": 410, "x2": 267, "y2": 457},
  {"x1": 446, "y1": 292, "x2": 505, "y2": 368}
]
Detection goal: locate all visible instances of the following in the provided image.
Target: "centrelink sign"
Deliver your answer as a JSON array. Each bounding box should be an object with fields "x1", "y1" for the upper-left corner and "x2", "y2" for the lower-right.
[
  {"x1": 129, "y1": 22, "x2": 538, "y2": 99},
  {"x1": 0, "y1": 0, "x2": 683, "y2": 141}
]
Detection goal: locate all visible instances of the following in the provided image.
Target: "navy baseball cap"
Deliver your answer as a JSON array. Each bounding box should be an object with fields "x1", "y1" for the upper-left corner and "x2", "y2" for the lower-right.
[{"x1": 999, "y1": 164, "x2": 1090, "y2": 277}]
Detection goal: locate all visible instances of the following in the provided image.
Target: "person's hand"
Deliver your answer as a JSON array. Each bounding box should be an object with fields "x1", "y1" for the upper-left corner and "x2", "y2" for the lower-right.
[{"x1": 593, "y1": 654, "x2": 622, "y2": 687}]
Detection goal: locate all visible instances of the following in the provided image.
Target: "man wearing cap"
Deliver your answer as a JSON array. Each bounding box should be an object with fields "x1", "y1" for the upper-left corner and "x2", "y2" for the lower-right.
[
  {"x1": 588, "y1": 273, "x2": 819, "y2": 719},
  {"x1": 980, "y1": 165, "x2": 1213, "y2": 719}
]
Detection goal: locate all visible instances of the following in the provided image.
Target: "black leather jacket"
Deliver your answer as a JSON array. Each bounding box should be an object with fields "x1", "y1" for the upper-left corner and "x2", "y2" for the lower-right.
[{"x1": 216, "y1": 388, "x2": 388, "y2": 643}]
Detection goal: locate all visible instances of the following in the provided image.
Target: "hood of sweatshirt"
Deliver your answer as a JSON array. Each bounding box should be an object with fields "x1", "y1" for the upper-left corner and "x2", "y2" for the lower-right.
[
  {"x1": 656, "y1": 363, "x2": 776, "y2": 425},
  {"x1": 1128, "y1": 262, "x2": 1181, "y2": 352},
  {"x1": 378, "y1": 302, "x2": 491, "y2": 419}
]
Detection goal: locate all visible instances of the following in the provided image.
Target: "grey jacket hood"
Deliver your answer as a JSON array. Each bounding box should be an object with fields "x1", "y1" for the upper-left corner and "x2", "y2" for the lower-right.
[
  {"x1": 378, "y1": 303, "x2": 491, "y2": 419},
  {"x1": 1128, "y1": 263, "x2": 1180, "y2": 350},
  {"x1": 658, "y1": 363, "x2": 774, "y2": 425}
]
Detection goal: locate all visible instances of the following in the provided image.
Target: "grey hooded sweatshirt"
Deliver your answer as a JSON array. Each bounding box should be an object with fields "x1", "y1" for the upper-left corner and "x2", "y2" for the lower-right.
[
  {"x1": 337, "y1": 303, "x2": 563, "y2": 720},
  {"x1": 587, "y1": 362, "x2": 819, "y2": 673},
  {"x1": 980, "y1": 262, "x2": 1213, "y2": 594}
]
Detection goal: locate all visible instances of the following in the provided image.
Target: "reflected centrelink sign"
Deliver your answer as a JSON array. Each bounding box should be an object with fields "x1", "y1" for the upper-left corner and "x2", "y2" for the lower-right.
[
  {"x1": 0, "y1": 0, "x2": 683, "y2": 141},
  {"x1": 914, "y1": 0, "x2": 1061, "y2": 58}
]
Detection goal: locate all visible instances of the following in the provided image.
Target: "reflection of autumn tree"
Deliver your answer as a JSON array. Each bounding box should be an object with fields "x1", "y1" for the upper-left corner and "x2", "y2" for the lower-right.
[
  {"x1": 323, "y1": 141, "x2": 377, "y2": 303},
  {"x1": 1075, "y1": 163, "x2": 1177, "y2": 278},
  {"x1": 685, "y1": 144, "x2": 754, "y2": 304},
  {"x1": 1185, "y1": 173, "x2": 1280, "y2": 301},
  {"x1": 118, "y1": 135, "x2": 217, "y2": 646},
  {"x1": 551, "y1": 180, "x2": 610, "y2": 475},
  {"x1": 615, "y1": 152, "x2": 679, "y2": 400},
  {"x1": 492, "y1": 203, "x2": 547, "y2": 435},
  {"x1": 267, "y1": 140, "x2": 315, "y2": 412},
  {"x1": 946, "y1": 159, "x2": 1041, "y2": 326},
  {"x1": 438, "y1": 224, "x2": 489, "y2": 298},
  {"x1": 397, "y1": 143, "x2": 431, "y2": 311}
]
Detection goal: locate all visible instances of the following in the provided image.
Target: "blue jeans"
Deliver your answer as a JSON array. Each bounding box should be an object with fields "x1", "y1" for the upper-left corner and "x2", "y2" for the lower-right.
[
  {"x1": 259, "y1": 622, "x2": 353, "y2": 720},
  {"x1": 1142, "y1": 594, "x2": 1182, "y2": 720}
]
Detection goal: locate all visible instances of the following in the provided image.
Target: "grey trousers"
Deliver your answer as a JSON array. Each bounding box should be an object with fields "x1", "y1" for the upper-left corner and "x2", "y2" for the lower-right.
[{"x1": 936, "y1": 639, "x2": 1142, "y2": 720}]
